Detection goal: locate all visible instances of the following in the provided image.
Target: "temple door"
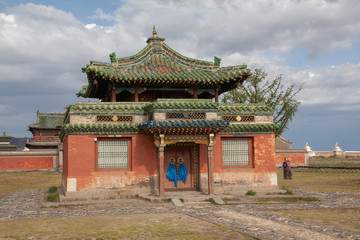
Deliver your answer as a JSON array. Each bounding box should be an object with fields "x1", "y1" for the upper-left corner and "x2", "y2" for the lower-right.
[{"x1": 164, "y1": 146, "x2": 193, "y2": 190}]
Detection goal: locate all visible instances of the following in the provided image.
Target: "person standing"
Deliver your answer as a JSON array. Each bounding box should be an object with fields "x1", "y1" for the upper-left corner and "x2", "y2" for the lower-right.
[
  {"x1": 283, "y1": 158, "x2": 292, "y2": 180},
  {"x1": 282, "y1": 159, "x2": 288, "y2": 179}
]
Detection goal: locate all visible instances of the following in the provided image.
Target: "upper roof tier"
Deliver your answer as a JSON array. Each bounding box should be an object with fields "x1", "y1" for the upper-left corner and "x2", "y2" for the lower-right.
[{"x1": 78, "y1": 27, "x2": 251, "y2": 99}]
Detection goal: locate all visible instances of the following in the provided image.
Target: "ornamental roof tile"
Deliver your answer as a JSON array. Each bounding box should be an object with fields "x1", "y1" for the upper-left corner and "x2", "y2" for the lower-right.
[
  {"x1": 78, "y1": 30, "x2": 251, "y2": 99},
  {"x1": 0, "y1": 136, "x2": 12, "y2": 142},
  {"x1": 68, "y1": 102, "x2": 148, "y2": 113},
  {"x1": 61, "y1": 123, "x2": 139, "y2": 135},
  {"x1": 65, "y1": 100, "x2": 274, "y2": 115},
  {"x1": 139, "y1": 120, "x2": 229, "y2": 135},
  {"x1": 217, "y1": 103, "x2": 273, "y2": 114},
  {"x1": 222, "y1": 123, "x2": 279, "y2": 133},
  {"x1": 28, "y1": 112, "x2": 64, "y2": 130},
  {"x1": 145, "y1": 99, "x2": 218, "y2": 110}
]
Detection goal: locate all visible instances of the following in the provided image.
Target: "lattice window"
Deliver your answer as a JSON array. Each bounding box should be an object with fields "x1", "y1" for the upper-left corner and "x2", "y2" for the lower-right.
[
  {"x1": 222, "y1": 139, "x2": 250, "y2": 166},
  {"x1": 167, "y1": 112, "x2": 205, "y2": 119},
  {"x1": 222, "y1": 115, "x2": 254, "y2": 122},
  {"x1": 98, "y1": 140, "x2": 128, "y2": 168},
  {"x1": 97, "y1": 115, "x2": 133, "y2": 122}
]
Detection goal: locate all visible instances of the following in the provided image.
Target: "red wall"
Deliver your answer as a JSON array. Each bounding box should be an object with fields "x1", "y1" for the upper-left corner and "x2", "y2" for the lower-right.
[
  {"x1": 63, "y1": 134, "x2": 158, "y2": 190},
  {"x1": 63, "y1": 133, "x2": 277, "y2": 191},
  {"x1": 275, "y1": 152, "x2": 306, "y2": 166},
  {"x1": 211, "y1": 134, "x2": 276, "y2": 173},
  {"x1": 0, "y1": 156, "x2": 53, "y2": 171}
]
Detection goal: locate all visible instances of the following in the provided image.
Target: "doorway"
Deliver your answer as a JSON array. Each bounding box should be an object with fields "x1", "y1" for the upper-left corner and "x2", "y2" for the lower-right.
[{"x1": 164, "y1": 143, "x2": 198, "y2": 191}]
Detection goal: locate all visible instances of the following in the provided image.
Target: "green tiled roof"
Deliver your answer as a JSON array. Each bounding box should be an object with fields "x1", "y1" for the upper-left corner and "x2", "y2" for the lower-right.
[
  {"x1": 66, "y1": 98, "x2": 273, "y2": 115},
  {"x1": 139, "y1": 120, "x2": 229, "y2": 135},
  {"x1": 0, "y1": 145, "x2": 17, "y2": 151},
  {"x1": 0, "y1": 136, "x2": 12, "y2": 142},
  {"x1": 145, "y1": 99, "x2": 218, "y2": 110},
  {"x1": 66, "y1": 100, "x2": 273, "y2": 115},
  {"x1": 68, "y1": 102, "x2": 148, "y2": 114},
  {"x1": 218, "y1": 103, "x2": 273, "y2": 115},
  {"x1": 61, "y1": 123, "x2": 139, "y2": 136},
  {"x1": 221, "y1": 123, "x2": 279, "y2": 134},
  {"x1": 78, "y1": 33, "x2": 251, "y2": 99},
  {"x1": 28, "y1": 112, "x2": 64, "y2": 130}
]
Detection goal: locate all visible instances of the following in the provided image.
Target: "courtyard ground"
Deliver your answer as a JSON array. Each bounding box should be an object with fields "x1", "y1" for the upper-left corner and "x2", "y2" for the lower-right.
[{"x1": 0, "y1": 164, "x2": 359, "y2": 239}]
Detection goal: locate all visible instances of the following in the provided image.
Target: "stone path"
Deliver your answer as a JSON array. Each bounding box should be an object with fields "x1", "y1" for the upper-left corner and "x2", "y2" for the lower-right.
[{"x1": 0, "y1": 189, "x2": 360, "y2": 240}]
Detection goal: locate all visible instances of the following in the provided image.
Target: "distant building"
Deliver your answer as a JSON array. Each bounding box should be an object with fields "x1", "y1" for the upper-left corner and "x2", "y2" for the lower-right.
[
  {"x1": 275, "y1": 136, "x2": 307, "y2": 167},
  {"x1": 0, "y1": 132, "x2": 17, "y2": 151},
  {"x1": 26, "y1": 111, "x2": 64, "y2": 149}
]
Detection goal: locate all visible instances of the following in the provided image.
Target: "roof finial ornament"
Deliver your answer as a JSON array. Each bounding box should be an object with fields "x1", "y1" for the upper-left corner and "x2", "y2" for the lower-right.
[{"x1": 153, "y1": 25, "x2": 157, "y2": 38}]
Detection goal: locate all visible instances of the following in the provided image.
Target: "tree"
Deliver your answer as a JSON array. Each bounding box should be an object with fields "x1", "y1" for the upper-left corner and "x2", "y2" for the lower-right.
[{"x1": 222, "y1": 67, "x2": 302, "y2": 136}]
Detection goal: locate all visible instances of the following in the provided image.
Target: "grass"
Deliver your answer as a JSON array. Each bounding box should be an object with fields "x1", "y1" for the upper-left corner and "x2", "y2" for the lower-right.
[
  {"x1": 0, "y1": 171, "x2": 62, "y2": 197},
  {"x1": 256, "y1": 197, "x2": 318, "y2": 204},
  {"x1": 267, "y1": 208, "x2": 360, "y2": 234},
  {"x1": 277, "y1": 170, "x2": 360, "y2": 192},
  {"x1": 245, "y1": 190, "x2": 256, "y2": 196},
  {"x1": 46, "y1": 187, "x2": 59, "y2": 202},
  {"x1": 309, "y1": 156, "x2": 360, "y2": 167},
  {"x1": 0, "y1": 213, "x2": 253, "y2": 239}
]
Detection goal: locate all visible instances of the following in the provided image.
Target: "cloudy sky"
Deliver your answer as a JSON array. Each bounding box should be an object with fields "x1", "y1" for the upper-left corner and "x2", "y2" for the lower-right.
[{"x1": 0, "y1": 0, "x2": 359, "y2": 150}]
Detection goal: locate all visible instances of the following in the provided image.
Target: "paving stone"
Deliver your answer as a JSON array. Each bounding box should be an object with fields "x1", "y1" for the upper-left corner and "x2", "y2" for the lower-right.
[
  {"x1": 172, "y1": 198, "x2": 184, "y2": 207},
  {"x1": 0, "y1": 188, "x2": 360, "y2": 240},
  {"x1": 212, "y1": 197, "x2": 225, "y2": 205}
]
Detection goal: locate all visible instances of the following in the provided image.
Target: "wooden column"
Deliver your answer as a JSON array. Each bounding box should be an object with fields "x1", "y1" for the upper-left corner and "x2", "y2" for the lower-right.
[
  {"x1": 111, "y1": 85, "x2": 116, "y2": 102},
  {"x1": 134, "y1": 85, "x2": 139, "y2": 102},
  {"x1": 158, "y1": 145, "x2": 165, "y2": 197},
  {"x1": 193, "y1": 86, "x2": 198, "y2": 99},
  {"x1": 214, "y1": 87, "x2": 219, "y2": 102},
  {"x1": 207, "y1": 145, "x2": 214, "y2": 195}
]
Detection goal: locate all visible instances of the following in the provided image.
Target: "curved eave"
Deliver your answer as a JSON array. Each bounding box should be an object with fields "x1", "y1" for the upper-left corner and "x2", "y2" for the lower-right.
[
  {"x1": 60, "y1": 123, "x2": 139, "y2": 139},
  {"x1": 85, "y1": 64, "x2": 251, "y2": 89},
  {"x1": 220, "y1": 123, "x2": 280, "y2": 134},
  {"x1": 139, "y1": 120, "x2": 229, "y2": 135}
]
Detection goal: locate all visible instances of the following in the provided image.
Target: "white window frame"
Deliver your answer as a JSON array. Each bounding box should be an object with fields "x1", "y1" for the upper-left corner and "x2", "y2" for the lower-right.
[
  {"x1": 222, "y1": 138, "x2": 252, "y2": 167},
  {"x1": 97, "y1": 139, "x2": 130, "y2": 170}
]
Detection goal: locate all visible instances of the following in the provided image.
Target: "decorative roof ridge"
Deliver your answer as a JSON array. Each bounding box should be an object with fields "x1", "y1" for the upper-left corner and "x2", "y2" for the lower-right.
[
  {"x1": 139, "y1": 119, "x2": 230, "y2": 128},
  {"x1": 219, "y1": 102, "x2": 269, "y2": 107},
  {"x1": 162, "y1": 43, "x2": 214, "y2": 68},
  {"x1": 36, "y1": 112, "x2": 64, "y2": 116},
  {"x1": 73, "y1": 101, "x2": 149, "y2": 105},
  {"x1": 64, "y1": 122, "x2": 138, "y2": 127},
  {"x1": 154, "y1": 98, "x2": 213, "y2": 103},
  {"x1": 114, "y1": 44, "x2": 153, "y2": 66},
  {"x1": 89, "y1": 60, "x2": 110, "y2": 66}
]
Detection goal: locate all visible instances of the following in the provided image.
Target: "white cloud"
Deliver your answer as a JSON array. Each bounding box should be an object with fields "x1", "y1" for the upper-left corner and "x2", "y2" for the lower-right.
[
  {"x1": 0, "y1": 13, "x2": 15, "y2": 24},
  {"x1": 0, "y1": 0, "x2": 359, "y2": 148},
  {"x1": 89, "y1": 8, "x2": 113, "y2": 21}
]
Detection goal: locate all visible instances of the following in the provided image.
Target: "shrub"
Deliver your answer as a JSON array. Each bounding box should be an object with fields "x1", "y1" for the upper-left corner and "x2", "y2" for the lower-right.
[
  {"x1": 46, "y1": 192, "x2": 59, "y2": 202},
  {"x1": 284, "y1": 188, "x2": 294, "y2": 195},
  {"x1": 48, "y1": 186, "x2": 57, "y2": 193},
  {"x1": 245, "y1": 190, "x2": 256, "y2": 196},
  {"x1": 209, "y1": 198, "x2": 218, "y2": 205}
]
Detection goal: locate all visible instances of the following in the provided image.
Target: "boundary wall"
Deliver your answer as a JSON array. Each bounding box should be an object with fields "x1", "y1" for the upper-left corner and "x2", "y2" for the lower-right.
[{"x1": 0, "y1": 150, "x2": 59, "y2": 172}]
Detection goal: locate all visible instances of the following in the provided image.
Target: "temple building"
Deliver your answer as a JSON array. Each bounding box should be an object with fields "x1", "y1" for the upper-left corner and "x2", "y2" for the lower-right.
[
  {"x1": 0, "y1": 132, "x2": 17, "y2": 151},
  {"x1": 61, "y1": 27, "x2": 279, "y2": 197},
  {"x1": 26, "y1": 111, "x2": 64, "y2": 150}
]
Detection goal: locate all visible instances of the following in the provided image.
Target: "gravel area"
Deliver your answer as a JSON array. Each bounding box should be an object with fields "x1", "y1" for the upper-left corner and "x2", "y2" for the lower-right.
[{"x1": 0, "y1": 189, "x2": 359, "y2": 240}]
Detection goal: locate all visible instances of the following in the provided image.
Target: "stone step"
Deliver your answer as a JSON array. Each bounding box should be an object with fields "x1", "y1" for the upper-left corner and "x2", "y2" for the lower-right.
[{"x1": 59, "y1": 188, "x2": 136, "y2": 202}]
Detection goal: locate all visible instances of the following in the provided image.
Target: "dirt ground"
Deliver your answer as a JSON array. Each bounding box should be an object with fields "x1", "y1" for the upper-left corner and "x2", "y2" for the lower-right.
[{"x1": 0, "y1": 213, "x2": 254, "y2": 240}]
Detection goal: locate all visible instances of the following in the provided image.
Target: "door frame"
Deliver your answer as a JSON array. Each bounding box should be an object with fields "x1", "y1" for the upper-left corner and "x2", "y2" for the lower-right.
[{"x1": 164, "y1": 142, "x2": 199, "y2": 192}]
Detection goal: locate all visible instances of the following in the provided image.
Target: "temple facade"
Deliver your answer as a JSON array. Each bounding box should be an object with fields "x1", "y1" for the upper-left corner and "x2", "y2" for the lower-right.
[{"x1": 61, "y1": 28, "x2": 279, "y2": 196}]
